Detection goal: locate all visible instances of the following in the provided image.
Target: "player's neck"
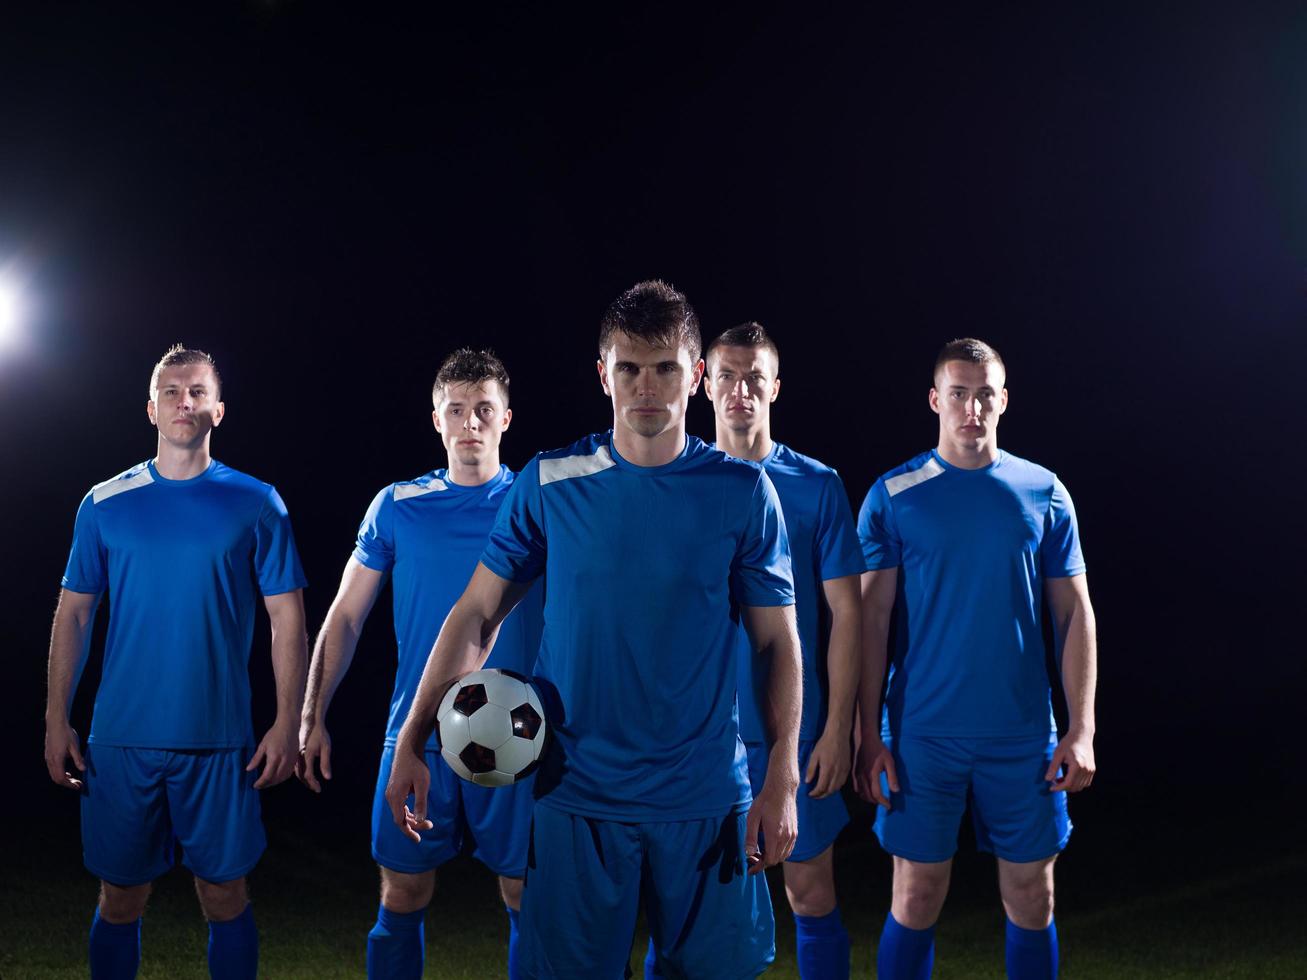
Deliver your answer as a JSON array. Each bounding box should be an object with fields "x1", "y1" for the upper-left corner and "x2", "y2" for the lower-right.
[
  {"x1": 715, "y1": 423, "x2": 772, "y2": 463},
  {"x1": 445, "y1": 455, "x2": 501, "y2": 487},
  {"x1": 154, "y1": 438, "x2": 213, "y2": 480},
  {"x1": 936, "y1": 437, "x2": 1000, "y2": 470},
  {"x1": 613, "y1": 421, "x2": 686, "y2": 468}
]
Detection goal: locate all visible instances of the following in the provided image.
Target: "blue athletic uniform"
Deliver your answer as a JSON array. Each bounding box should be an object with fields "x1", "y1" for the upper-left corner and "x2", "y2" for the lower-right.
[
  {"x1": 735, "y1": 442, "x2": 863, "y2": 862},
  {"x1": 60, "y1": 459, "x2": 307, "y2": 885},
  {"x1": 857, "y1": 448, "x2": 1086, "y2": 863},
  {"x1": 349, "y1": 465, "x2": 544, "y2": 877},
  {"x1": 480, "y1": 431, "x2": 795, "y2": 979}
]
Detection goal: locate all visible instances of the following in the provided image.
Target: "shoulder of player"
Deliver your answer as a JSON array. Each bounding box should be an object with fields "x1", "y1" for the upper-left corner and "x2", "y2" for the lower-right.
[
  {"x1": 389, "y1": 469, "x2": 453, "y2": 502},
  {"x1": 533, "y1": 431, "x2": 617, "y2": 487},
  {"x1": 872, "y1": 449, "x2": 942, "y2": 499},
  {"x1": 766, "y1": 442, "x2": 840, "y2": 482},
  {"x1": 995, "y1": 450, "x2": 1062, "y2": 492},
  {"x1": 87, "y1": 460, "x2": 153, "y2": 505}
]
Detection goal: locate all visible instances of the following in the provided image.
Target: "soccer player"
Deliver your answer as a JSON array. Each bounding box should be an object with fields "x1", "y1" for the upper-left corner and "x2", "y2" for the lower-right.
[
  {"x1": 296, "y1": 348, "x2": 543, "y2": 979},
  {"x1": 651, "y1": 322, "x2": 864, "y2": 979},
  {"x1": 853, "y1": 339, "x2": 1098, "y2": 980},
  {"x1": 44, "y1": 344, "x2": 308, "y2": 980},
  {"x1": 386, "y1": 281, "x2": 804, "y2": 979}
]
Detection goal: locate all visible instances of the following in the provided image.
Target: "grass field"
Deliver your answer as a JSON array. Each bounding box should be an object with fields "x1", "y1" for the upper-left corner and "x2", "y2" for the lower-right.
[{"x1": 5, "y1": 789, "x2": 1304, "y2": 978}]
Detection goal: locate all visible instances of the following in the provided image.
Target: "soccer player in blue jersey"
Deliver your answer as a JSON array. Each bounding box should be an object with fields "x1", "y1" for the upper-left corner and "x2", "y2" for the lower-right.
[
  {"x1": 44, "y1": 345, "x2": 308, "y2": 980},
  {"x1": 296, "y1": 348, "x2": 543, "y2": 979},
  {"x1": 853, "y1": 339, "x2": 1098, "y2": 980},
  {"x1": 685, "y1": 321, "x2": 864, "y2": 980},
  {"x1": 386, "y1": 281, "x2": 804, "y2": 979}
]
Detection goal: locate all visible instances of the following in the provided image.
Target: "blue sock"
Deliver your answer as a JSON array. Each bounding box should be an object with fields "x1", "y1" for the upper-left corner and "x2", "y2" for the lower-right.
[
  {"x1": 89, "y1": 908, "x2": 141, "y2": 980},
  {"x1": 1005, "y1": 918, "x2": 1058, "y2": 980},
  {"x1": 506, "y1": 907, "x2": 522, "y2": 980},
  {"x1": 877, "y1": 912, "x2": 935, "y2": 980},
  {"x1": 367, "y1": 904, "x2": 425, "y2": 980},
  {"x1": 795, "y1": 908, "x2": 850, "y2": 980},
  {"x1": 643, "y1": 937, "x2": 663, "y2": 979},
  {"x1": 208, "y1": 903, "x2": 257, "y2": 980}
]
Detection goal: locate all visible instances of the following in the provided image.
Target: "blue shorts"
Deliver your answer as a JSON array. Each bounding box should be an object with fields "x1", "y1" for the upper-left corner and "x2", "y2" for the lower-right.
[
  {"x1": 81, "y1": 744, "x2": 264, "y2": 887},
  {"x1": 371, "y1": 744, "x2": 534, "y2": 878},
  {"x1": 874, "y1": 733, "x2": 1072, "y2": 864},
  {"x1": 520, "y1": 805, "x2": 774, "y2": 980},
  {"x1": 746, "y1": 740, "x2": 849, "y2": 863}
]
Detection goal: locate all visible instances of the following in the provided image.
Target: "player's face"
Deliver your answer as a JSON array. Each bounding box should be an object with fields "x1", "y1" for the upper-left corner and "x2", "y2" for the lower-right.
[
  {"x1": 597, "y1": 333, "x2": 704, "y2": 441},
  {"x1": 704, "y1": 344, "x2": 779, "y2": 435},
  {"x1": 433, "y1": 380, "x2": 511, "y2": 467},
  {"x1": 147, "y1": 364, "x2": 224, "y2": 450},
  {"x1": 929, "y1": 359, "x2": 1008, "y2": 450}
]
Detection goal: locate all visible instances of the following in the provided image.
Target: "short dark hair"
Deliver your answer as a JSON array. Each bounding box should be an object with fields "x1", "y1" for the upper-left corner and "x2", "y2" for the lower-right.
[
  {"x1": 149, "y1": 344, "x2": 221, "y2": 398},
  {"x1": 933, "y1": 338, "x2": 1005, "y2": 384},
  {"x1": 432, "y1": 348, "x2": 510, "y2": 406},
  {"x1": 704, "y1": 321, "x2": 780, "y2": 370},
  {"x1": 598, "y1": 280, "x2": 702, "y2": 364}
]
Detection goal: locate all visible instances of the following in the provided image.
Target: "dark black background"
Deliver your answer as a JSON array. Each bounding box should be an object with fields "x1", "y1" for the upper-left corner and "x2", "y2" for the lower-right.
[{"x1": 2, "y1": 3, "x2": 1302, "y2": 869}]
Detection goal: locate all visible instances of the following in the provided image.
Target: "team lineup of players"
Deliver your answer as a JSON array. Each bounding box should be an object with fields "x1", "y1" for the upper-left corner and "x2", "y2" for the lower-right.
[{"x1": 45, "y1": 279, "x2": 1098, "y2": 980}]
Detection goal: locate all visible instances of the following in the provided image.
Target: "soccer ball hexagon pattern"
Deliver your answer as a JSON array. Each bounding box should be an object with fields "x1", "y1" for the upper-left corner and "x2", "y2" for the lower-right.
[{"x1": 436, "y1": 669, "x2": 548, "y2": 787}]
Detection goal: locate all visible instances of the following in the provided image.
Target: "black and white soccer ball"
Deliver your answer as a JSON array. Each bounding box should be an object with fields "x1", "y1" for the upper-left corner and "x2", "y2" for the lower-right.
[{"x1": 436, "y1": 669, "x2": 548, "y2": 787}]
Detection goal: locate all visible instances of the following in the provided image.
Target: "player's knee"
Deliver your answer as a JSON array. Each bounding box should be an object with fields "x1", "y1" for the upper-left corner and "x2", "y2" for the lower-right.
[
  {"x1": 100, "y1": 881, "x2": 151, "y2": 922},
  {"x1": 783, "y1": 865, "x2": 837, "y2": 918},
  {"x1": 1000, "y1": 876, "x2": 1054, "y2": 929},
  {"x1": 380, "y1": 868, "x2": 434, "y2": 914},
  {"x1": 498, "y1": 875, "x2": 524, "y2": 911},
  {"x1": 891, "y1": 863, "x2": 950, "y2": 929},
  {"x1": 194, "y1": 876, "x2": 249, "y2": 922}
]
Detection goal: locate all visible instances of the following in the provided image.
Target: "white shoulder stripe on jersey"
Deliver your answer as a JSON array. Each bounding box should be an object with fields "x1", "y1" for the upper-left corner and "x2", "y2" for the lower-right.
[
  {"x1": 394, "y1": 478, "x2": 448, "y2": 501},
  {"x1": 884, "y1": 457, "x2": 945, "y2": 497},
  {"x1": 92, "y1": 468, "x2": 155, "y2": 504},
  {"x1": 539, "y1": 446, "x2": 615, "y2": 486}
]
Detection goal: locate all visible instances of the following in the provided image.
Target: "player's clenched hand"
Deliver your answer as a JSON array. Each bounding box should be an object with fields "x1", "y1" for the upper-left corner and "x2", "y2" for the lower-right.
[
  {"x1": 852, "y1": 732, "x2": 898, "y2": 809},
  {"x1": 296, "y1": 718, "x2": 332, "y2": 793},
  {"x1": 249, "y1": 718, "x2": 298, "y2": 789},
  {"x1": 385, "y1": 743, "x2": 433, "y2": 844},
  {"x1": 806, "y1": 728, "x2": 851, "y2": 799},
  {"x1": 44, "y1": 720, "x2": 86, "y2": 790},
  {"x1": 745, "y1": 772, "x2": 798, "y2": 874},
  {"x1": 1046, "y1": 728, "x2": 1095, "y2": 793}
]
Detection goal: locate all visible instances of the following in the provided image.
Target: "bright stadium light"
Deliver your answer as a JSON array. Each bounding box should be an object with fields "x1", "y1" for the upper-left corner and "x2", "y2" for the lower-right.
[{"x1": 0, "y1": 275, "x2": 25, "y2": 352}]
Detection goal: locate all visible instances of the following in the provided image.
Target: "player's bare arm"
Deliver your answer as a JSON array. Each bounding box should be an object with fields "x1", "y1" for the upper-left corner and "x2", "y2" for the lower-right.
[
  {"x1": 740, "y1": 602, "x2": 802, "y2": 873},
  {"x1": 806, "y1": 573, "x2": 861, "y2": 799},
  {"x1": 247, "y1": 588, "x2": 307, "y2": 790},
  {"x1": 853, "y1": 567, "x2": 900, "y2": 807},
  {"x1": 44, "y1": 588, "x2": 101, "y2": 790},
  {"x1": 297, "y1": 559, "x2": 386, "y2": 792},
  {"x1": 386, "y1": 562, "x2": 533, "y2": 841},
  {"x1": 1045, "y1": 573, "x2": 1098, "y2": 793}
]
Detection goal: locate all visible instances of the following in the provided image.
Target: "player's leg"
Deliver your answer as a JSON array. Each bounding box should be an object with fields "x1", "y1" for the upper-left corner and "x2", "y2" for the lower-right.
[
  {"x1": 970, "y1": 733, "x2": 1069, "y2": 980},
  {"x1": 641, "y1": 811, "x2": 775, "y2": 980},
  {"x1": 82, "y1": 745, "x2": 175, "y2": 979},
  {"x1": 92, "y1": 882, "x2": 152, "y2": 980},
  {"x1": 873, "y1": 735, "x2": 970, "y2": 979},
  {"x1": 167, "y1": 747, "x2": 264, "y2": 980},
  {"x1": 463, "y1": 771, "x2": 535, "y2": 979},
  {"x1": 784, "y1": 847, "x2": 852, "y2": 980},
  {"x1": 996, "y1": 857, "x2": 1058, "y2": 979},
  {"x1": 194, "y1": 876, "x2": 257, "y2": 980},
  {"x1": 368, "y1": 745, "x2": 464, "y2": 980},
  {"x1": 518, "y1": 806, "x2": 644, "y2": 979}
]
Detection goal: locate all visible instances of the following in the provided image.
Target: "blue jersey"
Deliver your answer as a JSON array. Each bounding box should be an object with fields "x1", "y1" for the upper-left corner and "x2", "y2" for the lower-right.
[
  {"x1": 858, "y1": 449, "x2": 1086, "y2": 738},
  {"x1": 61, "y1": 460, "x2": 307, "y2": 749},
  {"x1": 734, "y1": 443, "x2": 864, "y2": 743},
  {"x1": 351, "y1": 465, "x2": 544, "y2": 750},
  {"x1": 480, "y1": 431, "x2": 795, "y2": 821}
]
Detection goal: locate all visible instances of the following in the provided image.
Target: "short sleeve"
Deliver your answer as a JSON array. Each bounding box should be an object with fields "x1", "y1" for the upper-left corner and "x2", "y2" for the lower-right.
[
  {"x1": 352, "y1": 485, "x2": 397, "y2": 572},
  {"x1": 730, "y1": 470, "x2": 795, "y2": 608},
  {"x1": 60, "y1": 492, "x2": 107, "y2": 594},
  {"x1": 480, "y1": 458, "x2": 548, "y2": 584},
  {"x1": 1041, "y1": 477, "x2": 1086, "y2": 578},
  {"x1": 254, "y1": 486, "x2": 309, "y2": 595},
  {"x1": 814, "y1": 471, "x2": 865, "y2": 582},
  {"x1": 857, "y1": 479, "x2": 903, "y2": 571}
]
